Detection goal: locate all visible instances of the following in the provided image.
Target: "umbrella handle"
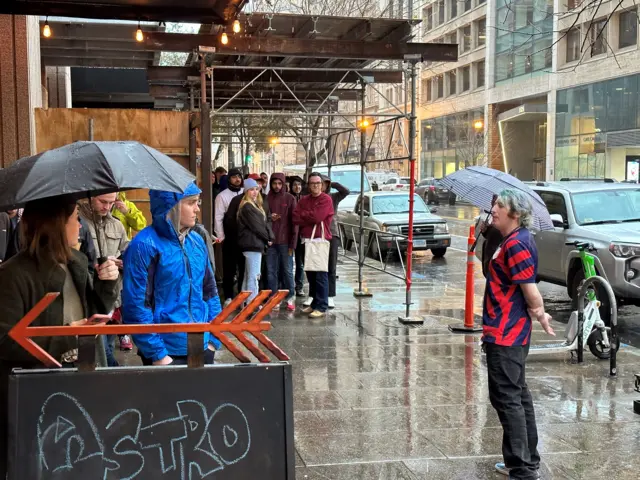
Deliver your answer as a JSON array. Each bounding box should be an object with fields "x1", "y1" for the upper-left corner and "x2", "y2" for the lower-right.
[{"x1": 470, "y1": 211, "x2": 492, "y2": 253}]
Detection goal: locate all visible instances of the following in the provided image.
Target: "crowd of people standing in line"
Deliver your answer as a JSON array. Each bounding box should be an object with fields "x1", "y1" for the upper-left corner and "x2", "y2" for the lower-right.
[{"x1": 212, "y1": 166, "x2": 349, "y2": 317}]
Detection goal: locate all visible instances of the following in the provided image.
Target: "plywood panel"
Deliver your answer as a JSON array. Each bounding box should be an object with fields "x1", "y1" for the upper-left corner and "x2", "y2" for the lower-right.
[
  {"x1": 115, "y1": 109, "x2": 151, "y2": 143},
  {"x1": 34, "y1": 108, "x2": 194, "y2": 232},
  {"x1": 150, "y1": 111, "x2": 189, "y2": 149}
]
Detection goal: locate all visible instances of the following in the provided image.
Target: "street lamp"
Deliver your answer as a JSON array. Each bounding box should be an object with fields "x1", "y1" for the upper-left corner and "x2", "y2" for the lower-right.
[{"x1": 470, "y1": 120, "x2": 484, "y2": 168}]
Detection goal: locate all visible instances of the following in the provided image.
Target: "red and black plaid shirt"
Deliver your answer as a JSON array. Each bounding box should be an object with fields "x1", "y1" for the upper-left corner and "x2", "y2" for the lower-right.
[{"x1": 482, "y1": 227, "x2": 537, "y2": 346}]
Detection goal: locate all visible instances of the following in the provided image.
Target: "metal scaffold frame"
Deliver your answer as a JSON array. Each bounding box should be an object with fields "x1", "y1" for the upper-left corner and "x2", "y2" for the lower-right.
[
  {"x1": 180, "y1": 12, "x2": 458, "y2": 323},
  {"x1": 198, "y1": 59, "x2": 420, "y2": 322}
]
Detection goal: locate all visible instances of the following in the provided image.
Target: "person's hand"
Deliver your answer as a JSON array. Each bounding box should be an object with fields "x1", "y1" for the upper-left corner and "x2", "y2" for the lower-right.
[
  {"x1": 288, "y1": 248, "x2": 294, "y2": 256},
  {"x1": 114, "y1": 200, "x2": 128, "y2": 215},
  {"x1": 271, "y1": 213, "x2": 280, "y2": 221},
  {"x1": 478, "y1": 220, "x2": 487, "y2": 234},
  {"x1": 108, "y1": 255, "x2": 124, "y2": 269},
  {"x1": 153, "y1": 355, "x2": 173, "y2": 366},
  {"x1": 97, "y1": 259, "x2": 119, "y2": 281},
  {"x1": 529, "y1": 309, "x2": 555, "y2": 336}
]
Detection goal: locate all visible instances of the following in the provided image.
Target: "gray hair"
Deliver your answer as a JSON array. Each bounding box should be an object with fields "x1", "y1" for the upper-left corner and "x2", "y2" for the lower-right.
[{"x1": 496, "y1": 189, "x2": 533, "y2": 228}]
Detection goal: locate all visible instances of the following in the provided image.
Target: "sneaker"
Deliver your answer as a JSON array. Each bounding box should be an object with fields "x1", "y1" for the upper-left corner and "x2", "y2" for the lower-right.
[
  {"x1": 286, "y1": 299, "x2": 295, "y2": 311},
  {"x1": 272, "y1": 303, "x2": 280, "y2": 311},
  {"x1": 296, "y1": 289, "x2": 305, "y2": 297},
  {"x1": 495, "y1": 463, "x2": 510, "y2": 476},
  {"x1": 309, "y1": 310, "x2": 325, "y2": 318},
  {"x1": 301, "y1": 306, "x2": 314, "y2": 314},
  {"x1": 223, "y1": 298, "x2": 232, "y2": 308},
  {"x1": 119, "y1": 335, "x2": 133, "y2": 351},
  {"x1": 303, "y1": 297, "x2": 313, "y2": 307},
  {"x1": 328, "y1": 297, "x2": 335, "y2": 309}
]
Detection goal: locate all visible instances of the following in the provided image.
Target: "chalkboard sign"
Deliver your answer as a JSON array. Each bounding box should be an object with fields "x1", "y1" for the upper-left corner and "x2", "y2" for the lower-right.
[{"x1": 7, "y1": 363, "x2": 294, "y2": 479}]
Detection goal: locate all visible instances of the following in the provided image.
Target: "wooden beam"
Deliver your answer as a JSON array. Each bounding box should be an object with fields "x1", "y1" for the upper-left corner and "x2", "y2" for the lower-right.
[
  {"x1": 340, "y1": 20, "x2": 373, "y2": 41},
  {"x1": 0, "y1": 0, "x2": 229, "y2": 24},
  {"x1": 42, "y1": 57, "x2": 151, "y2": 68},
  {"x1": 144, "y1": 32, "x2": 458, "y2": 62},
  {"x1": 151, "y1": 84, "x2": 360, "y2": 101},
  {"x1": 147, "y1": 67, "x2": 405, "y2": 85},
  {"x1": 201, "y1": 103, "x2": 213, "y2": 233},
  {"x1": 41, "y1": 48, "x2": 155, "y2": 62}
]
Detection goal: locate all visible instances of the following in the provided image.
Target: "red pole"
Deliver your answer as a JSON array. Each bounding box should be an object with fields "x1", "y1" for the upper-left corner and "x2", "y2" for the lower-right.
[{"x1": 405, "y1": 157, "x2": 415, "y2": 318}]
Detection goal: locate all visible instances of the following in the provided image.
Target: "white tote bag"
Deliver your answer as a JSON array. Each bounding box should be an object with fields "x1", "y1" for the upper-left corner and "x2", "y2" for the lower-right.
[{"x1": 304, "y1": 222, "x2": 330, "y2": 272}]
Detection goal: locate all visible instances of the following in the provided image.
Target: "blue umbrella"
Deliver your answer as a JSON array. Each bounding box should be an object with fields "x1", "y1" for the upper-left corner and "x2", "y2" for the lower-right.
[{"x1": 439, "y1": 166, "x2": 553, "y2": 231}]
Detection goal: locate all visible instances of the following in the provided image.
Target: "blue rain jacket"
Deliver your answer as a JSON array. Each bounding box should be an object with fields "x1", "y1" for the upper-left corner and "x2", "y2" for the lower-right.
[{"x1": 122, "y1": 183, "x2": 222, "y2": 362}]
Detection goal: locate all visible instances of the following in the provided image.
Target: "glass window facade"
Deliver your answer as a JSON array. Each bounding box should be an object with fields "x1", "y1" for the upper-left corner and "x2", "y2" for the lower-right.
[
  {"x1": 421, "y1": 108, "x2": 485, "y2": 179},
  {"x1": 556, "y1": 74, "x2": 640, "y2": 179},
  {"x1": 495, "y1": 0, "x2": 553, "y2": 83},
  {"x1": 619, "y1": 10, "x2": 637, "y2": 48}
]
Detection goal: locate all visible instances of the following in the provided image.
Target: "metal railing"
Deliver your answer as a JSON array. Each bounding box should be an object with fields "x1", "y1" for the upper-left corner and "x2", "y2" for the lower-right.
[{"x1": 337, "y1": 221, "x2": 410, "y2": 282}]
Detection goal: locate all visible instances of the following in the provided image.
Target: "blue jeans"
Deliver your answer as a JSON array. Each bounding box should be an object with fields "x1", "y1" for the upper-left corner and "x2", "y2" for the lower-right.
[
  {"x1": 242, "y1": 251, "x2": 263, "y2": 303},
  {"x1": 306, "y1": 271, "x2": 329, "y2": 312},
  {"x1": 103, "y1": 335, "x2": 119, "y2": 367},
  {"x1": 267, "y1": 244, "x2": 294, "y2": 300},
  {"x1": 295, "y1": 242, "x2": 305, "y2": 291}
]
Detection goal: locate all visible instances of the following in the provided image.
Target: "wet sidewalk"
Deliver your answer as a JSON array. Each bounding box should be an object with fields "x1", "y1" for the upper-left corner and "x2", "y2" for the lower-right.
[{"x1": 262, "y1": 258, "x2": 640, "y2": 479}]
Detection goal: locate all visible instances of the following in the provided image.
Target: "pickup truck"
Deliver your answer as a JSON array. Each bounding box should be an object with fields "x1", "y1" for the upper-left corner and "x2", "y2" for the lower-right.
[{"x1": 337, "y1": 191, "x2": 451, "y2": 258}]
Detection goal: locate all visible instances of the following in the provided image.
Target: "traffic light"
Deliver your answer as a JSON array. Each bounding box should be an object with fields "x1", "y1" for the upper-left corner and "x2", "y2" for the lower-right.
[{"x1": 245, "y1": 154, "x2": 253, "y2": 164}]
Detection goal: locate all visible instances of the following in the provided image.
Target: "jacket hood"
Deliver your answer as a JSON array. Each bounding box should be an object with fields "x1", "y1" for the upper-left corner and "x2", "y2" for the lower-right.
[
  {"x1": 268, "y1": 172, "x2": 287, "y2": 196},
  {"x1": 149, "y1": 182, "x2": 202, "y2": 240},
  {"x1": 117, "y1": 191, "x2": 127, "y2": 202}
]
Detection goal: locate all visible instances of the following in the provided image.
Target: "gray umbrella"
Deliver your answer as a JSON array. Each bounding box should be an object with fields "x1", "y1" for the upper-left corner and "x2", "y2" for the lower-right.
[
  {"x1": 0, "y1": 141, "x2": 195, "y2": 211},
  {"x1": 439, "y1": 166, "x2": 553, "y2": 231}
]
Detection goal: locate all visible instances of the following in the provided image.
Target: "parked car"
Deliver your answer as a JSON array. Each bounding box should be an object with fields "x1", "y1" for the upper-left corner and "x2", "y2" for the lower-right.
[
  {"x1": 337, "y1": 191, "x2": 451, "y2": 258},
  {"x1": 475, "y1": 180, "x2": 640, "y2": 320},
  {"x1": 381, "y1": 176, "x2": 413, "y2": 191},
  {"x1": 416, "y1": 177, "x2": 456, "y2": 205}
]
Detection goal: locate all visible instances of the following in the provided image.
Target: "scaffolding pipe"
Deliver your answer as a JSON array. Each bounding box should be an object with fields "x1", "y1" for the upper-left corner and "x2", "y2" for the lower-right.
[
  {"x1": 354, "y1": 80, "x2": 370, "y2": 298},
  {"x1": 204, "y1": 65, "x2": 406, "y2": 74},
  {"x1": 400, "y1": 60, "x2": 418, "y2": 322},
  {"x1": 208, "y1": 111, "x2": 406, "y2": 118}
]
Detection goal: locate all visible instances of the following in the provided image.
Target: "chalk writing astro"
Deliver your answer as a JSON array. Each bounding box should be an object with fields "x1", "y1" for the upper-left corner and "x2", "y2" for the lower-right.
[{"x1": 36, "y1": 393, "x2": 251, "y2": 479}]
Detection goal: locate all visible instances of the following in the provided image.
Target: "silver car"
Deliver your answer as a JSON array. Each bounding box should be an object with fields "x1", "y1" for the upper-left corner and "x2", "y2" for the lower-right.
[
  {"x1": 338, "y1": 191, "x2": 451, "y2": 258},
  {"x1": 527, "y1": 181, "x2": 640, "y2": 306}
]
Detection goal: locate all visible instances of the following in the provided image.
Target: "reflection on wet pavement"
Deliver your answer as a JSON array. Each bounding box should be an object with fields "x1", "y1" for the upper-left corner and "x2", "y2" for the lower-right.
[{"x1": 116, "y1": 204, "x2": 640, "y2": 479}]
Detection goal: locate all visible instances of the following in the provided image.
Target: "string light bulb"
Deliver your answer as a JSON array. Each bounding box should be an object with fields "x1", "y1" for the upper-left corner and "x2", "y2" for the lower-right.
[
  {"x1": 135, "y1": 22, "x2": 144, "y2": 42},
  {"x1": 233, "y1": 19, "x2": 241, "y2": 33},
  {"x1": 221, "y1": 32, "x2": 229, "y2": 45},
  {"x1": 43, "y1": 17, "x2": 52, "y2": 38}
]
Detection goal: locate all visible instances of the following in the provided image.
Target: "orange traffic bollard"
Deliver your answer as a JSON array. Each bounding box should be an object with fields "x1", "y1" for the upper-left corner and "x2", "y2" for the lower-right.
[{"x1": 448, "y1": 225, "x2": 483, "y2": 333}]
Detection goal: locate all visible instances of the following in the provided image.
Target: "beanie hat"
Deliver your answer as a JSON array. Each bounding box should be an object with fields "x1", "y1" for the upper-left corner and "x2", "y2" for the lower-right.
[{"x1": 244, "y1": 178, "x2": 259, "y2": 189}]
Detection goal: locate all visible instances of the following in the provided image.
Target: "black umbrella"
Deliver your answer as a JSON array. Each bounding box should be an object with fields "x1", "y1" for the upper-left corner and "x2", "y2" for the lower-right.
[
  {"x1": 0, "y1": 141, "x2": 196, "y2": 260},
  {"x1": 0, "y1": 141, "x2": 195, "y2": 211}
]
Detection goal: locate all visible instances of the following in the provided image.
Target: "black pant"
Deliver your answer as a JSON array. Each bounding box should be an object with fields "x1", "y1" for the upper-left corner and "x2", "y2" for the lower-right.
[
  {"x1": 485, "y1": 343, "x2": 539, "y2": 480},
  {"x1": 295, "y1": 242, "x2": 305, "y2": 291},
  {"x1": 328, "y1": 237, "x2": 340, "y2": 297},
  {"x1": 222, "y1": 240, "x2": 245, "y2": 300},
  {"x1": 140, "y1": 350, "x2": 215, "y2": 366}
]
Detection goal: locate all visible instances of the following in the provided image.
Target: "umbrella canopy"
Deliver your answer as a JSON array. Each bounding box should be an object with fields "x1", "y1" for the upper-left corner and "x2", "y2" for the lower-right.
[
  {"x1": 439, "y1": 166, "x2": 553, "y2": 231},
  {"x1": 0, "y1": 141, "x2": 195, "y2": 211}
]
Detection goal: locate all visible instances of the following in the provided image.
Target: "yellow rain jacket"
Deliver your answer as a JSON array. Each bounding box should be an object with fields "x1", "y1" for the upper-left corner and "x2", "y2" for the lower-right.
[{"x1": 112, "y1": 192, "x2": 147, "y2": 239}]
